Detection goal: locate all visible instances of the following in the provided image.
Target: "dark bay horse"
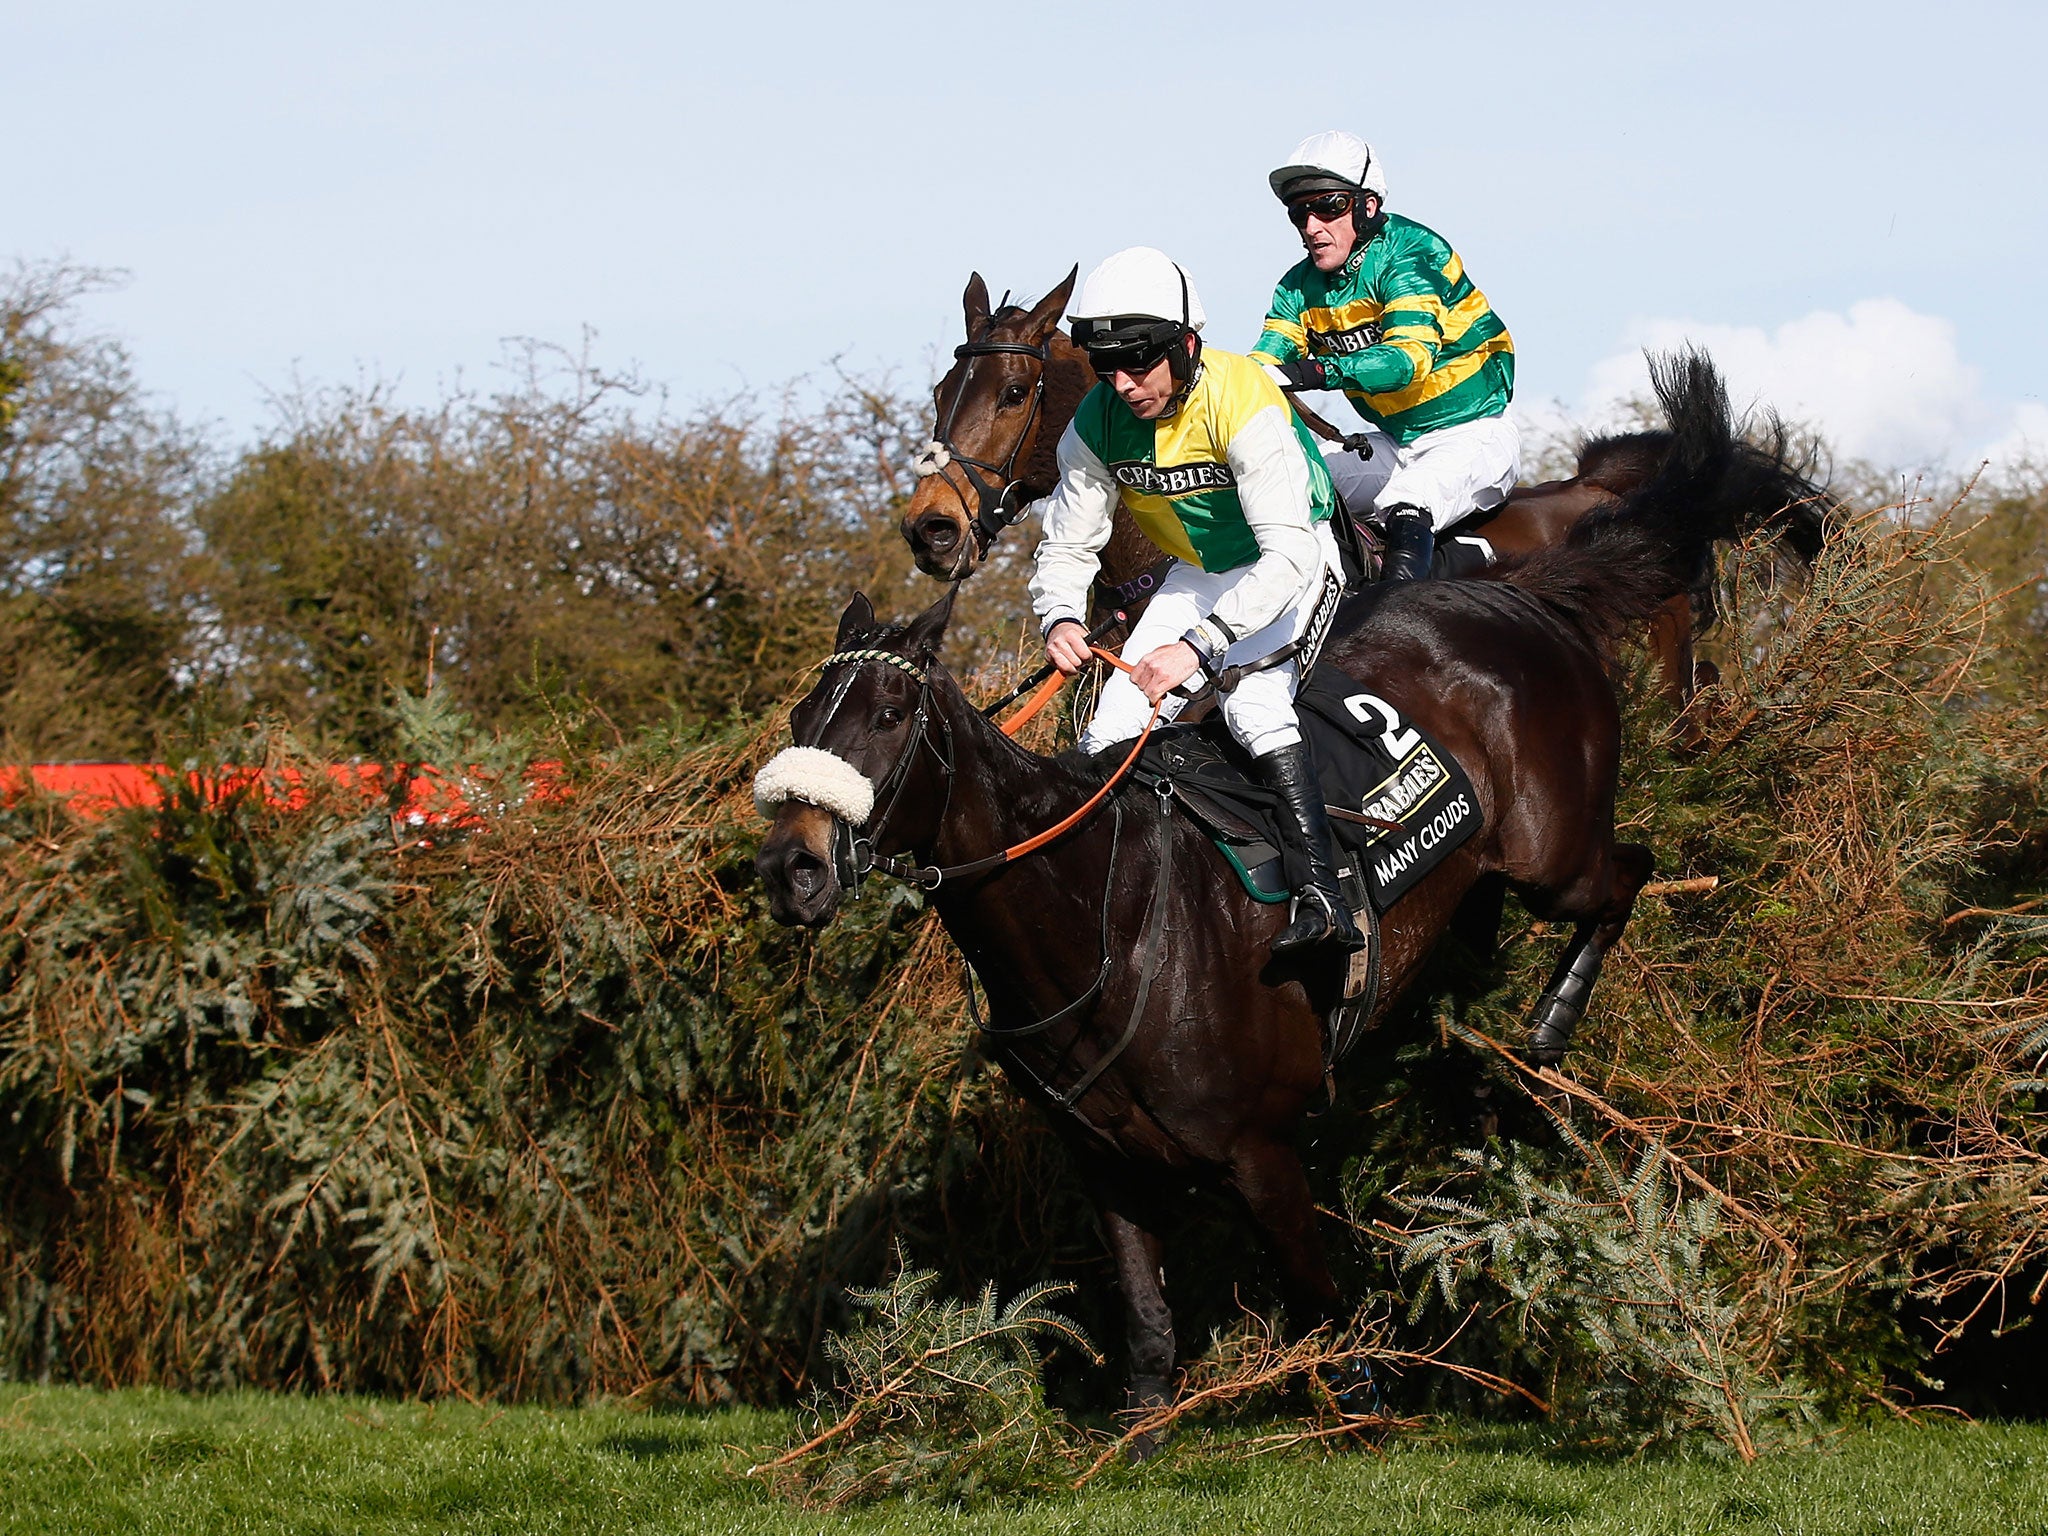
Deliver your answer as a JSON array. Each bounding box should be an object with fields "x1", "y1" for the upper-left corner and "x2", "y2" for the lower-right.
[
  {"x1": 900, "y1": 269, "x2": 1832, "y2": 709},
  {"x1": 765, "y1": 355, "x2": 1825, "y2": 1421}
]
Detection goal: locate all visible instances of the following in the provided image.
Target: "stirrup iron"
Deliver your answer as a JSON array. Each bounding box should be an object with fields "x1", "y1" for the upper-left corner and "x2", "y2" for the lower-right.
[{"x1": 1274, "y1": 884, "x2": 1365, "y2": 957}]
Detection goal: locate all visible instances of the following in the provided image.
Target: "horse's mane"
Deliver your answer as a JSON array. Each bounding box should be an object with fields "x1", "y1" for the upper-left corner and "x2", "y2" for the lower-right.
[{"x1": 834, "y1": 612, "x2": 1119, "y2": 805}]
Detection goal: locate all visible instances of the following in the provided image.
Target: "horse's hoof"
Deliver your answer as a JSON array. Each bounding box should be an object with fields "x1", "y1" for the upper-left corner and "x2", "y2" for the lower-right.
[
  {"x1": 1122, "y1": 1378, "x2": 1174, "y2": 1462},
  {"x1": 1123, "y1": 1428, "x2": 1167, "y2": 1464},
  {"x1": 1319, "y1": 1358, "x2": 1386, "y2": 1419}
]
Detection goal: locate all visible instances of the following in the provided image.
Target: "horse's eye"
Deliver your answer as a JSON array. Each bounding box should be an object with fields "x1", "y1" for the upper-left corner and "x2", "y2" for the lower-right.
[
  {"x1": 875, "y1": 706, "x2": 905, "y2": 730},
  {"x1": 999, "y1": 383, "x2": 1029, "y2": 408}
]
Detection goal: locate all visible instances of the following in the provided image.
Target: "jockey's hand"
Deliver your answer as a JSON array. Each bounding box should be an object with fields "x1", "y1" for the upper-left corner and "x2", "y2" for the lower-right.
[
  {"x1": 1130, "y1": 641, "x2": 1202, "y2": 704},
  {"x1": 1263, "y1": 358, "x2": 1329, "y2": 392},
  {"x1": 1045, "y1": 620, "x2": 1093, "y2": 677}
]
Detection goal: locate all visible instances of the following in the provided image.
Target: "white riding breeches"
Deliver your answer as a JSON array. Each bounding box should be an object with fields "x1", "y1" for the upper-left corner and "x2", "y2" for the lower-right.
[
  {"x1": 1320, "y1": 412, "x2": 1522, "y2": 533},
  {"x1": 1078, "y1": 521, "x2": 1342, "y2": 759}
]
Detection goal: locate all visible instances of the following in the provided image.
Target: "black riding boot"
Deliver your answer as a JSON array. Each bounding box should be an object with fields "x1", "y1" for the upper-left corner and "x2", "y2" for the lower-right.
[
  {"x1": 1378, "y1": 505, "x2": 1435, "y2": 583},
  {"x1": 1254, "y1": 742, "x2": 1365, "y2": 956}
]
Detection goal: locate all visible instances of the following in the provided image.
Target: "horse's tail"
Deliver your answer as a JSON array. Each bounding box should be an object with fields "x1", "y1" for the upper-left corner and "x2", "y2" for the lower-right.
[{"x1": 1497, "y1": 349, "x2": 1830, "y2": 649}]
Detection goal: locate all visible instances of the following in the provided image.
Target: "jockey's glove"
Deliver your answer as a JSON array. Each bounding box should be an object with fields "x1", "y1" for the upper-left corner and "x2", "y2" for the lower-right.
[
  {"x1": 1263, "y1": 359, "x2": 1330, "y2": 392},
  {"x1": 1182, "y1": 617, "x2": 1236, "y2": 669}
]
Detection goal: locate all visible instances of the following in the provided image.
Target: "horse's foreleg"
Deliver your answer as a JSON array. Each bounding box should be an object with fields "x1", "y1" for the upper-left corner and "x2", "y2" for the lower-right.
[
  {"x1": 1526, "y1": 842, "x2": 1653, "y2": 1066},
  {"x1": 1449, "y1": 872, "x2": 1507, "y2": 969},
  {"x1": 1228, "y1": 1139, "x2": 1340, "y2": 1328},
  {"x1": 1231, "y1": 1138, "x2": 1380, "y2": 1416},
  {"x1": 1098, "y1": 1202, "x2": 1175, "y2": 1452}
]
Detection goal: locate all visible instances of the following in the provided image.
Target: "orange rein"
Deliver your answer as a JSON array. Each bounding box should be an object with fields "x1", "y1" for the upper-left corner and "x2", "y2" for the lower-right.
[
  {"x1": 984, "y1": 645, "x2": 1164, "y2": 866},
  {"x1": 996, "y1": 666, "x2": 1070, "y2": 738}
]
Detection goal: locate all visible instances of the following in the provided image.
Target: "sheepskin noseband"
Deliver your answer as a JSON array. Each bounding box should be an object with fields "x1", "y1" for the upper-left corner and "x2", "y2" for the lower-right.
[{"x1": 753, "y1": 746, "x2": 876, "y2": 826}]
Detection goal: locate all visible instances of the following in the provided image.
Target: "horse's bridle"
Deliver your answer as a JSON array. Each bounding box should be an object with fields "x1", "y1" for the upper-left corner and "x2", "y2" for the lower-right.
[
  {"x1": 794, "y1": 633, "x2": 1159, "y2": 896},
  {"x1": 795, "y1": 646, "x2": 957, "y2": 895},
  {"x1": 911, "y1": 319, "x2": 1054, "y2": 560}
]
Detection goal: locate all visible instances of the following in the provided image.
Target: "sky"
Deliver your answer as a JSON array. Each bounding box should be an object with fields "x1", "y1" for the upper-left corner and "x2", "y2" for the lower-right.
[{"x1": 7, "y1": 0, "x2": 2045, "y2": 474}]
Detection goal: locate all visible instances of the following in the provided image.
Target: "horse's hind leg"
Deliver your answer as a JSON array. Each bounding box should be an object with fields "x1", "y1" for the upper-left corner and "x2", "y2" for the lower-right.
[
  {"x1": 1647, "y1": 594, "x2": 1696, "y2": 713},
  {"x1": 1526, "y1": 842, "x2": 1653, "y2": 1067},
  {"x1": 1649, "y1": 595, "x2": 1724, "y2": 747}
]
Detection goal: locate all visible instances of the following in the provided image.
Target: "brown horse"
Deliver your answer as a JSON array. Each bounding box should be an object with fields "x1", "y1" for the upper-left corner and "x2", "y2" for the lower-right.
[
  {"x1": 766, "y1": 355, "x2": 1824, "y2": 1425},
  {"x1": 899, "y1": 269, "x2": 1832, "y2": 710},
  {"x1": 901, "y1": 269, "x2": 1171, "y2": 625}
]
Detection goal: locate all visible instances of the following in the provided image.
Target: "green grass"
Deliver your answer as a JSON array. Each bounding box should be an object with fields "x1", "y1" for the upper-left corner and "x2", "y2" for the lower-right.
[{"x1": 4, "y1": 1385, "x2": 2047, "y2": 1535}]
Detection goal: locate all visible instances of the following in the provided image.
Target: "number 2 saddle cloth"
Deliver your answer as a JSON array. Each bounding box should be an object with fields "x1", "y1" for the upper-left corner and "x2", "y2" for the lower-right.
[{"x1": 1128, "y1": 664, "x2": 1484, "y2": 1066}]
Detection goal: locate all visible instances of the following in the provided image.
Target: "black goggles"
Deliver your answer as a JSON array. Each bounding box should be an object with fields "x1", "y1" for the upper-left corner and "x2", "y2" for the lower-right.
[
  {"x1": 1073, "y1": 318, "x2": 1183, "y2": 378},
  {"x1": 1286, "y1": 190, "x2": 1358, "y2": 229}
]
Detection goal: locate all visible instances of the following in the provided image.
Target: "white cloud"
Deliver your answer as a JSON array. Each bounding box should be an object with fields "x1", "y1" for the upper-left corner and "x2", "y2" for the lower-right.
[
  {"x1": 1569, "y1": 299, "x2": 2037, "y2": 474},
  {"x1": 1979, "y1": 401, "x2": 2048, "y2": 477}
]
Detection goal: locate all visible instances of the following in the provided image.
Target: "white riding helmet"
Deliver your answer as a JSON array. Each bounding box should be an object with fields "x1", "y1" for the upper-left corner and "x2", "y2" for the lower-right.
[
  {"x1": 1268, "y1": 131, "x2": 1387, "y2": 203},
  {"x1": 1067, "y1": 247, "x2": 1207, "y2": 332}
]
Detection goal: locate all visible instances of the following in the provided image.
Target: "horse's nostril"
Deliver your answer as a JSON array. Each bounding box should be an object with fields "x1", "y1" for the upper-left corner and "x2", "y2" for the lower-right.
[
  {"x1": 917, "y1": 517, "x2": 960, "y2": 555},
  {"x1": 788, "y1": 849, "x2": 828, "y2": 901}
]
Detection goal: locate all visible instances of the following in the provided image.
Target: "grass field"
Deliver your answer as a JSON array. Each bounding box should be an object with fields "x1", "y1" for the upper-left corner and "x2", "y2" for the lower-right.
[{"x1": 3, "y1": 1386, "x2": 2046, "y2": 1534}]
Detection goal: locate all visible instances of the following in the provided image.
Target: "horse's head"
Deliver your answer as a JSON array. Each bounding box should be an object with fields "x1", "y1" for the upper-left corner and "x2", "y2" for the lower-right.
[
  {"x1": 754, "y1": 587, "x2": 959, "y2": 927},
  {"x1": 901, "y1": 267, "x2": 1081, "y2": 581}
]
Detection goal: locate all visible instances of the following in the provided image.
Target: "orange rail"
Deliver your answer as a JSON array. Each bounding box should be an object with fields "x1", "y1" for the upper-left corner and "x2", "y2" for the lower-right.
[{"x1": 0, "y1": 761, "x2": 568, "y2": 825}]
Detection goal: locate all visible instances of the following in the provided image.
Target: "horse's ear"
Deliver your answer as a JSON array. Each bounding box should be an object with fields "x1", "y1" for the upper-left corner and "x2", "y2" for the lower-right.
[
  {"x1": 835, "y1": 592, "x2": 876, "y2": 647},
  {"x1": 901, "y1": 584, "x2": 958, "y2": 665},
  {"x1": 1023, "y1": 265, "x2": 1079, "y2": 338},
  {"x1": 963, "y1": 273, "x2": 992, "y2": 333}
]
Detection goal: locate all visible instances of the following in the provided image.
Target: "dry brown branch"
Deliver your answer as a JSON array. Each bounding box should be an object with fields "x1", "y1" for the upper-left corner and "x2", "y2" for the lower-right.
[
  {"x1": 1071, "y1": 1309, "x2": 1545, "y2": 1490},
  {"x1": 1640, "y1": 876, "x2": 1722, "y2": 897},
  {"x1": 1450, "y1": 1022, "x2": 1800, "y2": 1263}
]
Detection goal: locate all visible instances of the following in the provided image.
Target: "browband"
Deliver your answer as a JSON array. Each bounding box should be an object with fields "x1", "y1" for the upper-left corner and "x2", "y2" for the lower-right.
[{"x1": 822, "y1": 648, "x2": 927, "y2": 679}]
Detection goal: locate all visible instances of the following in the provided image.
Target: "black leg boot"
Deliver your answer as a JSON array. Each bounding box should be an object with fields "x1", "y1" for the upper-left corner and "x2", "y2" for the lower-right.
[
  {"x1": 1255, "y1": 742, "x2": 1366, "y2": 956},
  {"x1": 1378, "y1": 504, "x2": 1435, "y2": 583}
]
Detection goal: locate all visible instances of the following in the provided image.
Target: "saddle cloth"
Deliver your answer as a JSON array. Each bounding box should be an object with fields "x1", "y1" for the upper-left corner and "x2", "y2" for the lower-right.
[{"x1": 1132, "y1": 663, "x2": 1483, "y2": 916}]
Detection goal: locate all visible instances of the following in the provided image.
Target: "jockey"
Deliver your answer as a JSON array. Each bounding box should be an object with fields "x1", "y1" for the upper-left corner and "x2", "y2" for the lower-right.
[
  {"x1": 1028, "y1": 247, "x2": 1363, "y2": 956},
  {"x1": 1253, "y1": 131, "x2": 1520, "y2": 582}
]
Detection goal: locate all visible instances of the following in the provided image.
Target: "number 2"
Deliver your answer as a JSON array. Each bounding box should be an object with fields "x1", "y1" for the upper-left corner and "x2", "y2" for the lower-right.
[{"x1": 1343, "y1": 692, "x2": 1420, "y2": 759}]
